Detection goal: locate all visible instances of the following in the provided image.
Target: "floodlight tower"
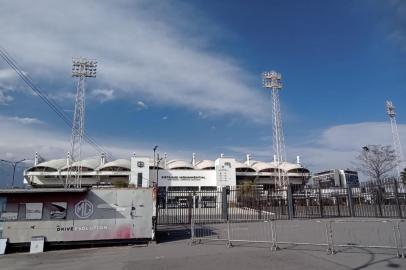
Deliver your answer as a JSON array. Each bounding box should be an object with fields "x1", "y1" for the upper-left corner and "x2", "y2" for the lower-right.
[
  {"x1": 263, "y1": 71, "x2": 288, "y2": 188},
  {"x1": 66, "y1": 58, "x2": 97, "y2": 188},
  {"x1": 386, "y1": 100, "x2": 404, "y2": 178}
]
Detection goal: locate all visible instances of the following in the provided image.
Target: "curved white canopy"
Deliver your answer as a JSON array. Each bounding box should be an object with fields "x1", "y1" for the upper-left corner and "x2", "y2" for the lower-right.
[
  {"x1": 251, "y1": 161, "x2": 278, "y2": 172},
  {"x1": 27, "y1": 159, "x2": 67, "y2": 172},
  {"x1": 235, "y1": 161, "x2": 256, "y2": 172},
  {"x1": 99, "y1": 159, "x2": 131, "y2": 171},
  {"x1": 61, "y1": 158, "x2": 100, "y2": 171},
  {"x1": 195, "y1": 160, "x2": 215, "y2": 170},
  {"x1": 166, "y1": 159, "x2": 194, "y2": 170}
]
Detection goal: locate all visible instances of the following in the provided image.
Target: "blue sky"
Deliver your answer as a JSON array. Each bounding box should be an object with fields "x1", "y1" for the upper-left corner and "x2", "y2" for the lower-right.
[{"x1": 0, "y1": 0, "x2": 405, "y2": 185}]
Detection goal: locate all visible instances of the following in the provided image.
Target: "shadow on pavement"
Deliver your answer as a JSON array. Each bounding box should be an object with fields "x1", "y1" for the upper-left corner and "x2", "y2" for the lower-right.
[{"x1": 156, "y1": 225, "x2": 191, "y2": 243}]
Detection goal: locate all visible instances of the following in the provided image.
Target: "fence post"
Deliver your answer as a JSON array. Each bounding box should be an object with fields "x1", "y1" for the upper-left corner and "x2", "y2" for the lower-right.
[
  {"x1": 287, "y1": 185, "x2": 293, "y2": 220},
  {"x1": 393, "y1": 181, "x2": 402, "y2": 219},
  {"x1": 376, "y1": 187, "x2": 383, "y2": 217},
  {"x1": 258, "y1": 189, "x2": 262, "y2": 220},
  {"x1": 221, "y1": 186, "x2": 229, "y2": 221},
  {"x1": 270, "y1": 219, "x2": 279, "y2": 251},
  {"x1": 226, "y1": 220, "x2": 232, "y2": 248},
  {"x1": 397, "y1": 221, "x2": 405, "y2": 258},
  {"x1": 190, "y1": 217, "x2": 195, "y2": 245},
  {"x1": 188, "y1": 193, "x2": 193, "y2": 224},
  {"x1": 335, "y1": 195, "x2": 341, "y2": 217},
  {"x1": 318, "y1": 188, "x2": 324, "y2": 218},
  {"x1": 347, "y1": 186, "x2": 355, "y2": 217}
]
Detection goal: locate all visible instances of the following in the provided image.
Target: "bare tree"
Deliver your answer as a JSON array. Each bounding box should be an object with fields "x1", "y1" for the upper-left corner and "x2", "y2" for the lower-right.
[
  {"x1": 355, "y1": 145, "x2": 398, "y2": 183},
  {"x1": 401, "y1": 167, "x2": 406, "y2": 185}
]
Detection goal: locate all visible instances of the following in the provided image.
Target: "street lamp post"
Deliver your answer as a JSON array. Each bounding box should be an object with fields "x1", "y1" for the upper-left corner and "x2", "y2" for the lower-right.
[
  {"x1": 153, "y1": 145, "x2": 158, "y2": 187},
  {"x1": 156, "y1": 154, "x2": 163, "y2": 188},
  {"x1": 0, "y1": 158, "x2": 26, "y2": 188},
  {"x1": 362, "y1": 146, "x2": 371, "y2": 182}
]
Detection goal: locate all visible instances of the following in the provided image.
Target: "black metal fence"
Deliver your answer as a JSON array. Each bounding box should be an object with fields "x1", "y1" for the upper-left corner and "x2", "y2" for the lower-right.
[{"x1": 157, "y1": 180, "x2": 406, "y2": 225}]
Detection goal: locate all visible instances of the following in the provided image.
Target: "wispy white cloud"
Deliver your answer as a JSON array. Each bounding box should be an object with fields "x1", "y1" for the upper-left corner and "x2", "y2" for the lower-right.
[
  {"x1": 162, "y1": 116, "x2": 168, "y2": 120},
  {"x1": 198, "y1": 111, "x2": 208, "y2": 119},
  {"x1": 0, "y1": 0, "x2": 270, "y2": 121},
  {"x1": 0, "y1": 68, "x2": 18, "y2": 105},
  {"x1": 7, "y1": 116, "x2": 44, "y2": 125},
  {"x1": 368, "y1": 0, "x2": 406, "y2": 52},
  {"x1": 0, "y1": 68, "x2": 16, "y2": 80},
  {"x1": 0, "y1": 90, "x2": 13, "y2": 105},
  {"x1": 91, "y1": 88, "x2": 115, "y2": 103},
  {"x1": 136, "y1": 100, "x2": 148, "y2": 110},
  {"x1": 0, "y1": 114, "x2": 200, "y2": 162},
  {"x1": 225, "y1": 122, "x2": 406, "y2": 175}
]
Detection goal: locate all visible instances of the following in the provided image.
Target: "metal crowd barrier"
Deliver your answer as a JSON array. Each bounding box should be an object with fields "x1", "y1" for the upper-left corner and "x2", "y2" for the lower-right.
[
  {"x1": 327, "y1": 219, "x2": 405, "y2": 257},
  {"x1": 191, "y1": 218, "x2": 405, "y2": 258}
]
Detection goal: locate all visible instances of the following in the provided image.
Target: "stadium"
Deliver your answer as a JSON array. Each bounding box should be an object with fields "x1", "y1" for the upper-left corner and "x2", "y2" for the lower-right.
[{"x1": 24, "y1": 152, "x2": 311, "y2": 191}]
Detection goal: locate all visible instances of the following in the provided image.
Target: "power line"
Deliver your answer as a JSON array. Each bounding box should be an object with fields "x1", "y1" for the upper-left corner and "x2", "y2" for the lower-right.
[{"x1": 0, "y1": 46, "x2": 113, "y2": 160}]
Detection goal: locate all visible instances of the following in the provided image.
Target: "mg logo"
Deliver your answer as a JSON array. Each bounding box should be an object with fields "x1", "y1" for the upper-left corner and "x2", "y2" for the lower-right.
[{"x1": 75, "y1": 200, "x2": 94, "y2": 219}]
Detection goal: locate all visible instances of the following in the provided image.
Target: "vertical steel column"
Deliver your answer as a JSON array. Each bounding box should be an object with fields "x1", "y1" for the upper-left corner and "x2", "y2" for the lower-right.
[
  {"x1": 376, "y1": 187, "x2": 383, "y2": 217},
  {"x1": 393, "y1": 180, "x2": 403, "y2": 218},
  {"x1": 221, "y1": 186, "x2": 229, "y2": 221},
  {"x1": 318, "y1": 188, "x2": 324, "y2": 218},
  {"x1": 190, "y1": 216, "x2": 195, "y2": 245},
  {"x1": 347, "y1": 185, "x2": 355, "y2": 217},
  {"x1": 188, "y1": 193, "x2": 193, "y2": 225},
  {"x1": 287, "y1": 185, "x2": 294, "y2": 219}
]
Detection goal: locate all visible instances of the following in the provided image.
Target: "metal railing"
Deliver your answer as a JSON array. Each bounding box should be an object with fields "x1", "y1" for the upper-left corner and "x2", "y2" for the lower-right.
[
  {"x1": 191, "y1": 217, "x2": 406, "y2": 258},
  {"x1": 158, "y1": 180, "x2": 406, "y2": 225}
]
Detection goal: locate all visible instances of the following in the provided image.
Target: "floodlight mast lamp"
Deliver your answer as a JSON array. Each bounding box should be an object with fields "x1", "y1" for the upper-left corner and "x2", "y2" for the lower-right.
[
  {"x1": 386, "y1": 100, "x2": 404, "y2": 178},
  {"x1": 263, "y1": 71, "x2": 288, "y2": 188},
  {"x1": 66, "y1": 58, "x2": 97, "y2": 188}
]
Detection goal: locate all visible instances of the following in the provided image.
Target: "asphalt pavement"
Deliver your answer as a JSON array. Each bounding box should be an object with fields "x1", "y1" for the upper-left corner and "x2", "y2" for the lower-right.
[
  {"x1": 0, "y1": 237, "x2": 405, "y2": 270},
  {"x1": 1, "y1": 218, "x2": 405, "y2": 270}
]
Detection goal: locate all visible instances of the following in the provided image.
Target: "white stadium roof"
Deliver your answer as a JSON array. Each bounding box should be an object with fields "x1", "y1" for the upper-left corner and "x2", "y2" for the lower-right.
[
  {"x1": 166, "y1": 159, "x2": 194, "y2": 170},
  {"x1": 99, "y1": 159, "x2": 131, "y2": 171},
  {"x1": 62, "y1": 158, "x2": 101, "y2": 171},
  {"x1": 26, "y1": 156, "x2": 309, "y2": 173},
  {"x1": 27, "y1": 159, "x2": 67, "y2": 172},
  {"x1": 195, "y1": 160, "x2": 215, "y2": 170}
]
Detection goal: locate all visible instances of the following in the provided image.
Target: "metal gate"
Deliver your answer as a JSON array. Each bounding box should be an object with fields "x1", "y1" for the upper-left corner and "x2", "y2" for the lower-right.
[
  {"x1": 157, "y1": 181, "x2": 406, "y2": 226},
  {"x1": 157, "y1": 186, "x2": 282, "y2": 225}
]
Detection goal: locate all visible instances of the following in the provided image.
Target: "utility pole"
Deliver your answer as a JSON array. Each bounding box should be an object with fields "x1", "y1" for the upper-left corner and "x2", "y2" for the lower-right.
[
  {"x1": 386, "y1": 101, "x2": 404, "y2": 179},
  {"x1": 0, "y1": 158, "x2": 26, "y2": 188},
  {"x1": 67, "y1": 58, "x2": 97, "y2": 188},
  {"x1": 263, "y1": 71, "x2": 288, "y2": 188}
]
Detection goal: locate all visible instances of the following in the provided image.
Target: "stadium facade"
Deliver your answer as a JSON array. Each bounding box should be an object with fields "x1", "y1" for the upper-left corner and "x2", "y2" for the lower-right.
[
  {"x1": 310, "y1": 169, "x2": 359, "y2": 188},
  {"x1": 24, "y1": 153, "x2": 311, "y2": 190}
]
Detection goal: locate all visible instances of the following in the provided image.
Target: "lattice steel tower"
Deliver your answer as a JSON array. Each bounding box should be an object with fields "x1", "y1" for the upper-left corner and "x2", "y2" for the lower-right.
[
  {"x1": 386, "y1": 100, "x2": 404, "y2": 178},
  {"x1": 263, "y1": 71, "x2": 288, "y2": 188},
  {"x1": 66, "y1": 58, "x2": 97, "y2": 188}
]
